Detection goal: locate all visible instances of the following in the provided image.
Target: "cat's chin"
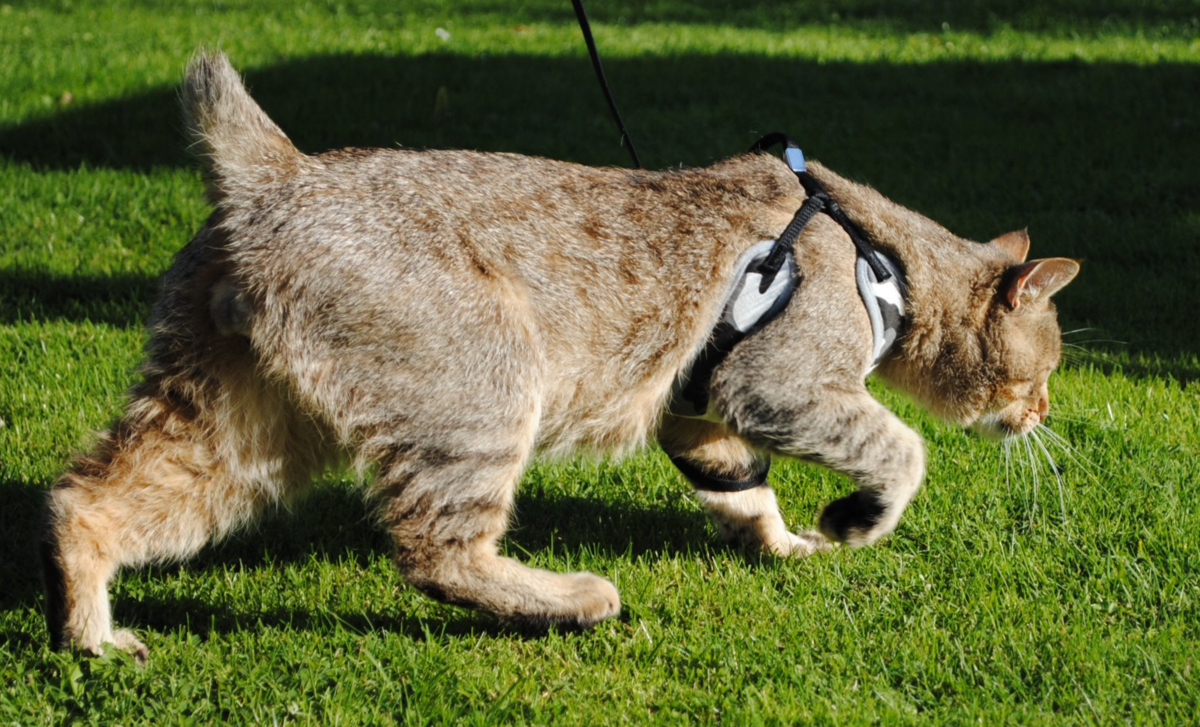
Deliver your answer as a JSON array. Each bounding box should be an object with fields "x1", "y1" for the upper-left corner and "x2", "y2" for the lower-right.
[{"x1": 970, "y1": 414, "x2": 1029, "y2": 441}]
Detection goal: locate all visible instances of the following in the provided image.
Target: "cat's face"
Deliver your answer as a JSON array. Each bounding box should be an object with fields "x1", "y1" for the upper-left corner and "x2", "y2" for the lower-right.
[
  {"x1": 886, "y1": 231, "x2": 1079, "y2": 439},
  {"x1": 972, "y1": 301, "x2": 1065, "y2": 438},
  {"x1": 967, "y1": 244, "x2": 1080, "y2": 439}
]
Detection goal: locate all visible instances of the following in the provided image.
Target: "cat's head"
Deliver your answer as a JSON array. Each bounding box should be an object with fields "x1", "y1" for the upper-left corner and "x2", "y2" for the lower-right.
[
  {"x1": 972, "y1": 235, "x2": 1080, "y2": 438},
  {"x1": 796, "y1": 162, "x2": 1080, "y2": 438},
  {"x1": 885, "y1": 230, "x2": 1080, "y2": 438}
]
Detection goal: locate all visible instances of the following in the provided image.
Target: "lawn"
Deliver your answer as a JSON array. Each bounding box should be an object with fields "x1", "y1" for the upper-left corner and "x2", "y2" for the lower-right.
[{"x1": 2, "y1": 0, "x2": 1199, "y2": 723}]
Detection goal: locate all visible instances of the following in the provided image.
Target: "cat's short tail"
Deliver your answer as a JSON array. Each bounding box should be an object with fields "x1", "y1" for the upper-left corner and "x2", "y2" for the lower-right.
[{"x1": 181, "y1": 50, "x2": 301, "y2": 202}]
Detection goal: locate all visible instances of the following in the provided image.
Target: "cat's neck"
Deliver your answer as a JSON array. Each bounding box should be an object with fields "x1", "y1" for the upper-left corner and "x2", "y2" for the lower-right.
[{"x1": 801, "y1": 161, "x2": 1008, "y2": 397}]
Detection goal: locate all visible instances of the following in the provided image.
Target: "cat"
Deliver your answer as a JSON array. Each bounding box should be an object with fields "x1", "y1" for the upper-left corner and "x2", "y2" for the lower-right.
[{"x1": 40, "y1": 51, "x2": 1079, "y2": 661}]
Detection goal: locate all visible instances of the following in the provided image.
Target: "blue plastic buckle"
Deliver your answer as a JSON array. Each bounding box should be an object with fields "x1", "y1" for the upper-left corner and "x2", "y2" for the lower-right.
[{"x1": 784, "y1": 146, "x2": 806, "y2": 174}]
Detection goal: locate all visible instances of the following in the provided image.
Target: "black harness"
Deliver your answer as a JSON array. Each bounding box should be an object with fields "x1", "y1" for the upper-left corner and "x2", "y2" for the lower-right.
[
  {"x1": 749, "y1": 133, "x2": 892, "y2": 285},
  {"x1": 566, "y1": 0, "x2": 899, "y2": 493},
  {"x1": 669, "y1": 134, "x2": 896, "y2": 493}
]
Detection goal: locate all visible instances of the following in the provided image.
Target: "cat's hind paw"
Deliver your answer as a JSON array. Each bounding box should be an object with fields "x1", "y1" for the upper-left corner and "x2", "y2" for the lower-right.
[
  {"x1": 109, "y1": 629, "x2": 149, "y2": 665},
  {"x1": 501, "y1": 572, "x2": 621, "y2": 631},
  {"x1": 74, "y1": 628, "x2": 149, "y2": 665}
]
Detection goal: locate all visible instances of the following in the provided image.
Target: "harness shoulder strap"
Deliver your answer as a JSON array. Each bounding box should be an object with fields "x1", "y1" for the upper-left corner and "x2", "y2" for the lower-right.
[{"x1": 752, "y1": 135, "x2": 892, "y2": 283}]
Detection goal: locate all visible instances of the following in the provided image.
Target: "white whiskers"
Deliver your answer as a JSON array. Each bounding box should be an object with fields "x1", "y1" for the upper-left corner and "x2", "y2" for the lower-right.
[
  {"x1": 1002, "y1": 420, "x2": 1095, "y2": 530},
  {"x1": 1059, "y1": 328, "x2": 1127, "y2": 369},
  {"x1": 1037, "y1": 424, "x2": 1113, "y2": 488},
  {"x1": 1000, "y1": 412, "x2": 1119, "y2": 538},
  {"x1": 1022, "y1": 432, "x2": 1042, "y2": 516},
  {"x1": 1029, "y1": 426, "x2": 1067, "y2": 522}
]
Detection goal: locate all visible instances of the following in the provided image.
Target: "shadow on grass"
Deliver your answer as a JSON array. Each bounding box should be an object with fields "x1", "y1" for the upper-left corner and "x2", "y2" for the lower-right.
[
  {"x1": 0, "y1": 482, "x2": 50, "y2": 613},
  {"x1": 2, "y1": 51, "x2": 1198, "y2": 369},
  {"x1": 7, "y1": 0, "x2": 1198, "y2": 35},
  {"x1": 0, "y1": 476, "x2": 709, "y2": 645},
  {"x1": 0, "y1": 269, "x2": 158, "y2": 327},
  {"x1": 114, "y1": 593, "x2": 505, "y2": 644}
]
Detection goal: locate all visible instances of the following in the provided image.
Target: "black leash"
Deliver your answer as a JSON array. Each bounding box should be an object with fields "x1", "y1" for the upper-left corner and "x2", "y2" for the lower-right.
[{"x1": 570, "y1": 0, "x2": 642, "y2": 168}]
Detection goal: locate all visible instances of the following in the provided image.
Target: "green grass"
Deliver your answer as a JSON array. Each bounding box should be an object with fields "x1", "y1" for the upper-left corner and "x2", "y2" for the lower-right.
[{"x1": 2, "y1": 0, "x2": 1199, "y2": 723}]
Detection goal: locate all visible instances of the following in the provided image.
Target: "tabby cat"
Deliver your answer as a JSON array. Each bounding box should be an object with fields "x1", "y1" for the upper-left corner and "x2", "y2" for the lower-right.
[{"x1": 41, "y1": 52, "x2": 1079, "y2": 661}]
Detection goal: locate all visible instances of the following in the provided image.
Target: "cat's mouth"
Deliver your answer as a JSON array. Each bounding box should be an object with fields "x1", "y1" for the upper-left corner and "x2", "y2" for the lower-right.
[{"x1": 971, "y1": 412, "x2": 1037, "y2": 440}]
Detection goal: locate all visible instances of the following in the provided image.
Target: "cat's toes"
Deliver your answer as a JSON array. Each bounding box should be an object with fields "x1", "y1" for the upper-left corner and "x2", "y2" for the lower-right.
[
  {"x1": 72, "y1": 629, "x2": 148, "y2": 664},
  {"x1": 713, "y1": 518, "x2": 833, "y2": 557},
  {"x1": 769, "y1": 529, "x2": 835, "y2": 558},
  {"x1": 505, "y1": 573, "x2": 621, "y2": 631},
  {"x1": 560, "y1": 573, "x2": 622, "y2": 628},
  {"x1": 111, "y1": 629, "x2": 149, "y2": 665}
]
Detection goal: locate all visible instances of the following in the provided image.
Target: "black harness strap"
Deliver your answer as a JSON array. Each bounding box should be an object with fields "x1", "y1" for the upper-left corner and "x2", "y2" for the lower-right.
[
  {"x1": 669, "y1": 454, "x2": 772, "y2": 493},
  {"x1": 757, "y1": 191, "x2": 825, "y2": 293},
  {"x1": 802, "y1": 179, "x2": 892, "y2": 281},
  {"x1": 751, "y1": 134, "x2": 892, "y2": 283}
]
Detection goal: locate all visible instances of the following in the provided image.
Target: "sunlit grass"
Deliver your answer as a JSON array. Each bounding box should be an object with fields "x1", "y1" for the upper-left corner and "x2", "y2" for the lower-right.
[{"x1": 2, "y1": 1, "x2": 1198, "y2": 723}]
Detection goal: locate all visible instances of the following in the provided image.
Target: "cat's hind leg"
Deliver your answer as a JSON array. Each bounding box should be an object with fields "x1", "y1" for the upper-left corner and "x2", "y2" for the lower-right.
[
  {"x1": 371, "y1": 421, "x2": 620, "y2": 628},
  {"x1": 658, "y1": 416, "x2": 830, "y2": 557},
  {"x1": 361, "y1": 356, "x2": 619, "y2": 628},
  {"x1": 280, "y1": 276, "x2": 621, "y2": 628},
  {"x1": 42, "y1": 369, "x2": 318, "y2": 660}
]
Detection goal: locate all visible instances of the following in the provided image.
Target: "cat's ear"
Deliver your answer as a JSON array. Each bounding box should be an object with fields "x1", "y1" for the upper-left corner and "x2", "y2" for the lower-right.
[
  {"x1": 990, "y1": 229, "x2": 1031, "y2": 262},
  {"x1": 1002, "y1": 258, "x2": 1080, "y2": 309}
]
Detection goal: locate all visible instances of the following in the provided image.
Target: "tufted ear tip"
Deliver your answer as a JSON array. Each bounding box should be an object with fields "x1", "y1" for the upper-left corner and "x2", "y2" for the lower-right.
[
  {"x1": 1003, "y1": 258, "x2": 1080, "y2": 309},
  {"x1": 990, "y1": 229, "x2": 1031, "y2": 262}
]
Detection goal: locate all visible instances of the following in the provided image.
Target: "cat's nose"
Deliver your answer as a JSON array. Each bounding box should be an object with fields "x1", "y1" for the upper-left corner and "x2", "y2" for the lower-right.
[{"x1": 1038, "y1": 397, "x2": 1050, "y2": 422}]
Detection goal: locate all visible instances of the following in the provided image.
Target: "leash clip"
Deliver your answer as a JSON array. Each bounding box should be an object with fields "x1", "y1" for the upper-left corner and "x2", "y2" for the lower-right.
[{"x1": 783, "y1": 145, "x2": 806, "y2": 175}]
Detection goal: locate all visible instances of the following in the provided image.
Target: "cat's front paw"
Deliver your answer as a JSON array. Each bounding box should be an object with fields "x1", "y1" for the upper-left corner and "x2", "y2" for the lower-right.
[
  {"x1": 111, "y1": 629, "x2": 149, "y2": 665},
  {"x1": 768, "y1": 529, "x2": 835, "y2": 558},
  {"x1": 818, "y1": 491, "x2": 891, "y2": 547},
  {"x1": 76, "y1": 628, "x2": 149, "y2": 665}
]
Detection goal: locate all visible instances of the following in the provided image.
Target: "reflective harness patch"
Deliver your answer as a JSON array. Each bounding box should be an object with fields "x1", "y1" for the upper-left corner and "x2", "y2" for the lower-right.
[
  {"x1": 857, "y1": 249, "x2": 906, "y2": 369},
  {"x1": 667, "y1": 246, "x2": 905, "y2": 422},
  {"x1": 667, "y1": 240, "x2": 799, "y2": 421}
]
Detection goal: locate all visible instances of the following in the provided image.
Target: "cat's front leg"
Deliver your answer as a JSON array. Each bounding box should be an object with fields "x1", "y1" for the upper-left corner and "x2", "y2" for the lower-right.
[
  {"x1": 657, "y1": 415, "x2": 831, "y2": 557},
  {"x1": 718, "y1": 388, "x2": 926, "y2": 547},
  {"x1": 694, "y1": 488, "x2": 832, "y2": 557}
]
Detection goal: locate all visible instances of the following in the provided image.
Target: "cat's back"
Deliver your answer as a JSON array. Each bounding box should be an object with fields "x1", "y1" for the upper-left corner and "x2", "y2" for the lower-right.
[
  {"x1": 217, "y1": 147, "x2": 662, "y2": 298},
  {"x1": 217, "y1": 148, "x2": 788, "y2": 340}
]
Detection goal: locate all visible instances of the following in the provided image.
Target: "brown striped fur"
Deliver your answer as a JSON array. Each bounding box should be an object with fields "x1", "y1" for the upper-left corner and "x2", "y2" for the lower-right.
[{"x1": 42, "y1": 52, "x2": 1078, "y2": 659}]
